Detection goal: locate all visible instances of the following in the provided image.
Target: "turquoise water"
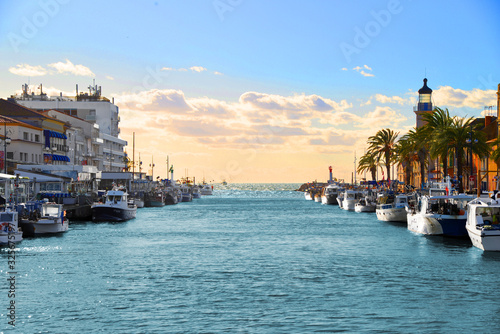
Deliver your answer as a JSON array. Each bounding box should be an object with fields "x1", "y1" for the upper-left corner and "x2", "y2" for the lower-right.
[{"x1": 2, "y1": 183, "x2": 500, "y2": 333}]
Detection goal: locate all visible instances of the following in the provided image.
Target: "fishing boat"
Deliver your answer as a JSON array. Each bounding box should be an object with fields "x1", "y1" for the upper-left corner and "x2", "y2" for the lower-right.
[
  {"x1": 91, "y1": 187, "x2": 137, "y2": 222},
  {"x1": 342, "y1": 189, "x2": 363, "y2": 211},
  {"x1": 180, "y1": 185, "x2": 193, "y2": 202},
  {"x1": 200, "y1": 183, "x2": 213, "y2": 196},
  {"x1": 192, "y1": 186, "x2": 201, "y2": 199},
  {"x1": 407, "y1": 194, "x2": 474, "y2": 236},
  {"x1": 144, "y1": 190, "x2": 165, "y2": 207},
  {"x1": 354, "y1": 192, "x2": 377, "y2": 213},
  {"x1": 376, "y1": 192, "x2": 415, "y2": 222},
  {"x1": 321, "y1": 183, "x2": 340, "y2": 205},
  {"x1": 164, "y1": 187, "x2": 179, "y2": 205},
  {"x1": 314, "y1": 192, "x2": 322, "y2": 203},
  {"x1": 20, "y1": 202, "x2": 69, "y2": 236},
  {"x1": 0, "y1": 209, "x2": 22, "y2": 246},
  {"x1": 466, "y1": 194, "x2": 500, "y2": 251},
  {"x1": 131, "y1": 191, "x2": 145, "y2": 208}
]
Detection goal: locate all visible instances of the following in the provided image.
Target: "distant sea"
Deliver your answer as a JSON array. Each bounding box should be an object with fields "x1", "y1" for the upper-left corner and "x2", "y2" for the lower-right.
[{"x1": 2, "y1": 183, "x2": 500, "y2": 333}]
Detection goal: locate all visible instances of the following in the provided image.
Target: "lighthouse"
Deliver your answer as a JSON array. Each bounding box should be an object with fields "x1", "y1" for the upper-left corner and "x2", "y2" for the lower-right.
[{"x1": 414, "y1": 78, "x2": 433, "y2": 128}]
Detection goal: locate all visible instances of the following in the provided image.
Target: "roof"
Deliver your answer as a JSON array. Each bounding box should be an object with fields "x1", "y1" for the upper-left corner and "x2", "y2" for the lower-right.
[
  {"x1": 0, "y1": 98, "x2": 60, "y2": 123},
  {"x1": 418, "y1": 78, "x2": 432, "y2": 94},
  {"x1": 0, "y1": 113, "x2": 42, "y2": 130}
]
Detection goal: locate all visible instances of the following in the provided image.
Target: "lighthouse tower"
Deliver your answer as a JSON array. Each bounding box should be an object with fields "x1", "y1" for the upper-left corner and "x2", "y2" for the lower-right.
[{"x1": 414, "y1": 78, "x2": 433, "y2": 128}]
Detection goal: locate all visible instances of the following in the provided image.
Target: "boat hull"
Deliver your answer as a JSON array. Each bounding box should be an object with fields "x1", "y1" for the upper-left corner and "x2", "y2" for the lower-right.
[
  {"x1": 20, "y1": 219, "x2": 69, "y2": 236},
  {"x1": 355, "y1": 204, "x2": 375, "y2": 213},
  {"x1": 145, "y1": 200, "x2": 165, "y2": 207},
  {"x1": 467, "y1": 226, "x2": 500, "y2": 251},
  {"x1": 342, "y1": 199, "x2": 356, "y2": 211},
  {"x1": 92, "y1": 206, "x2": 136, "y2": 222},
  {"x1": 376, "y1": 207, "x2": 407, "y2": 222},
  {"x1": 325, "y1": 194, "x2": 338, "y2": 205},
  {"x1": 164, "y1": 194, "x2": 178, "y2": 205},
  {"x1": 0, "y1": 232, "x2": 23, "y2": 246}
]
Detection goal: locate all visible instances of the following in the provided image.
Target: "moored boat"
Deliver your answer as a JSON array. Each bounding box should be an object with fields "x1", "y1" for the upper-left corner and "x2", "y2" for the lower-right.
[
  {"x1": 91, "y1": 187, "x2": 137, "y2": 222},
  {"x1": 0, "y1": 209, "x2": 22, "y2": 246},
  {"x1": 342, "y1": 189, "x2": 363, "y2": 211},
  {"x1": 407, "y1": 194, "x2": 473, "y2": 236},
  {"x1": 466, "y1": 195, "x2": 500, "y2": 251},
  {"x1": 20, "y1": 202, "x2": 69, "y2": 236},
  {"x1": 354, "y1": 194, "x2": 376, "y2": 213},
  {"x1": 376, "y1": 192, "x2": 415, "y2": 222}
]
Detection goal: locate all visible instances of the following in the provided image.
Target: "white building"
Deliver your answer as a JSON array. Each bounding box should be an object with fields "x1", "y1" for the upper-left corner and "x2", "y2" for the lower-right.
[{"x1": 13, "y1": 83, "x2": 126, "y2": 172}]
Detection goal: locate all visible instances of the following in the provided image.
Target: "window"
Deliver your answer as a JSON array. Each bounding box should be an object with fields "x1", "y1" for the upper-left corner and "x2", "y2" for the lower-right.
[
  {"x1": 31, "y1": 133, "x2": 33, "y2": 141},
  {"x1": 35, "y1": 134, "x2": 40, "y2": 142},
  {"x1": 23, "y1": 132, "x2": 29, "y2": 140}
]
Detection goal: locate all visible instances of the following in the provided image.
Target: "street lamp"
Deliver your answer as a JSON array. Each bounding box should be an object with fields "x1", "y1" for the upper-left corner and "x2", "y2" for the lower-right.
[{"x1": 3, "y1": 136, "x2": 10, "y2": 174}]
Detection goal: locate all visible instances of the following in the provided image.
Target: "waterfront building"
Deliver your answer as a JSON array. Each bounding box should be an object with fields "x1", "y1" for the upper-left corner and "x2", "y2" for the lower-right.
[
  {"x1": 0, "y1": 115, "x2": 43, "y2": 174},
  {"x1": 11, "y1": 82, "x2": 126, "y2": 172},
  {"x1": 0, "y1": 99, "x2": 70, "y2": 172}
]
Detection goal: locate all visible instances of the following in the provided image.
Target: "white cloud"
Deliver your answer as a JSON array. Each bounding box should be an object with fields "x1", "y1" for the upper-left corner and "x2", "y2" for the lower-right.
[
  {"x1": 9, "y1": 64, "x2": 47, "y2": 76},
  {"x1": 374, "y1": 94, "x2": 408, "y2": 105},
  {"x1": 341, "y1": 67, "x2": 348, "y2": 71},
  {"x1": 213, "y1": 71, "x2": 223, "y2": 75},
  {"x1": 114, "y1": 89, "x2": 193, "y2": 113},
  {"x1": 106, "y1": 75, "x2": 114, "y2": 80},
  {"x1": 239, "y1": 92, "x2": 351, "y2": 113},
  {"x1": 190, "y1": 66, "x2": 207, "y2": 73},
  {"x1": 356, "y1": 106, "x2": 407, "y2": 128},
  {"x1": 47, "y1": 59, "x2": 95, "y2": 77},
  {"x1": 353, "y1": 65, "x2": 374, "y2": 77},
  {"x1": 433, "y1": 86, "x2": 496, "y2": 109}
]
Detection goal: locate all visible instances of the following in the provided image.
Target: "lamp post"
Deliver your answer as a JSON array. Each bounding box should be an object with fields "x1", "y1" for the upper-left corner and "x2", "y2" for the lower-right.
[
  {"x1": 149, "y1": 156, "x2": 155, "y2": 181},
  {"x1": 3, "y1": 121, "x2": 11, "y2": 175}
]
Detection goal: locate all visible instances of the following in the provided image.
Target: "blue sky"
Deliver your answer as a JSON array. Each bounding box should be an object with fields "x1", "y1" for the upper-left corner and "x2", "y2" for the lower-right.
[{"x1": 1, "y1": 0, "x2": 499, "y2": 182}]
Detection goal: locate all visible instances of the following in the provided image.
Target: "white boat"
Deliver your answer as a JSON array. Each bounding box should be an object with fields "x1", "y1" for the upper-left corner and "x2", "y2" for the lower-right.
[
  {"x1": 92, "y1": 187, "x2": 137, "y2": 222},
  {"x1": 30, "y1": 202, "x2": 69, "y2": 235},
  {"x1": 180, "y1": 185, "x2": 193, "y2": 202},
  {"x1": 354, "y1": 194, "x2": 376, "y2": 213},
  {"x1": 131, "y1": 191, "x2": 145, "y2": 208},
  {"x1": 407, "y1": 194, "x2": 474, "y2": 236},
  {"x1": 314, "y1": 192, "x2": 322, "y2": 203},
  {"x1": 342, "y1": 190, "x2": 362, "y2": 211},
  {"x1": 200, "y1": 184, "x2": 213, "y2": 196},
  {"x1": 466, "y1": 195, "x2": 500, "y2": 251},
  {"x1": 0, "y1": 209, "x2": 22, "y2": 246},
  {"x1": 336, "y1": 191, "x2": 345, "y2": 207},
  {"x1": 192, "y1": 186, "x2": 202, "y2": 199},
  {"x1": 322, "y1": 184, "x2": 340, "y2": 205},
  {"x1": 376, "y1": 192, "x2": 415, "y2": 222}
]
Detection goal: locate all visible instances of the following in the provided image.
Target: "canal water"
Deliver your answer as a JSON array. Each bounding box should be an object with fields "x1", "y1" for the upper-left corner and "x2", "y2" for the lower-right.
[{"x1": 2, "y1": 183, "x2": 500, "y2": 333}]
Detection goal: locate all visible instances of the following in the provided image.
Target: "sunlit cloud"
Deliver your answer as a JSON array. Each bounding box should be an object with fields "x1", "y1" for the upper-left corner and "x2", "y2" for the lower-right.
[
  {"x1": 433, "y1": 85, "x2": 497, "y2": 109},
  {"x1": 47, "y1": 59, "x2": 95, "y2": 77},
  {"x1": 9, "y1": 64, "x2": 47, "y2": 76},
  {"x1": 353, "y1": 65, "x2": 374, "y2": 77},
  {"x1": 190, "y1": 66, "x2": 207, "y2": 72}
]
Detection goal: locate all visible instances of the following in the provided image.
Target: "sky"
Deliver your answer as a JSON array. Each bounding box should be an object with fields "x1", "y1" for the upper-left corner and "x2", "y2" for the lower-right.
[{"x1": 0, "y1": 0, "x2": 499, "y2": 183}]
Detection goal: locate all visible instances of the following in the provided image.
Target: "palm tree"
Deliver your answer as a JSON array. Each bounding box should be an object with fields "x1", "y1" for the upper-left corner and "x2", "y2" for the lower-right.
[
  {"x1": 394, "y1": 136, "x2": 414, "y2": 186},
  {"x1": 367, "y1": 128, "x2": 399, "y2": 181},
  {"x1": 400, "y1": 128, "x2": 429, "y2": 188},
  {"x1": 357, "y1": 151, "x2": 378, "y2": 181},
  {"x1": 422, "y1": 107, "x2": 454, "y2": 178},
  {"x1": 437, "y1": 116, "x2": 490, "y2": 192}
]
